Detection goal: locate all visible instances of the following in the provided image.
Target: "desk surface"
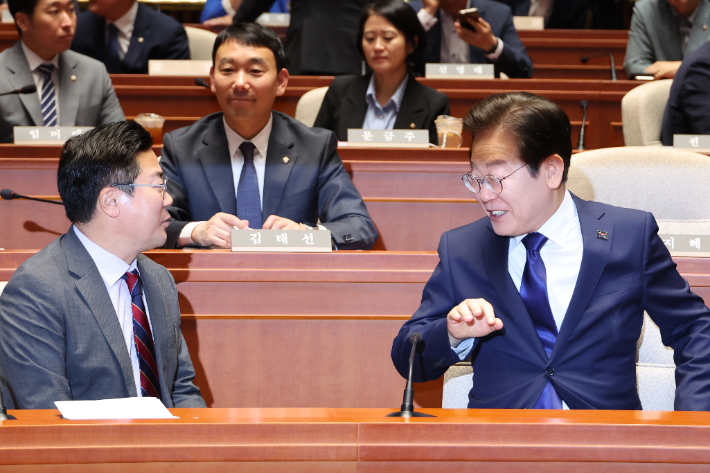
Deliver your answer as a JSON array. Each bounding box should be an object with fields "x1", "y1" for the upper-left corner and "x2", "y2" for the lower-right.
[{"x1": 3, "y1": 408, "x2": 710, "y2": 471}]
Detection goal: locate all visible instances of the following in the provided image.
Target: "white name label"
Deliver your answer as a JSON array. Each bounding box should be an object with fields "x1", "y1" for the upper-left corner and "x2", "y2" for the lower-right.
[
  {"x1": 660, "y1": 234, "x2": 710, "y2": 257},
  {"x1": 148, "y1": 60, "x2": 212, "y2": 77},
  {"x1": 673, "y1": 134, "x2": 710, "y2": 152},
  {"x1": 347, "y1": 129, "x2": 429, "y2": 148},
  {"x1": 13, "y1": 126, "x2": 92, "y2": 145},
  {"x1": 231, "y1": 229, "x2": 332, "y2": 252},
  {"x1": 425, "y1": 63, "x2": 495, "y2": 79}
]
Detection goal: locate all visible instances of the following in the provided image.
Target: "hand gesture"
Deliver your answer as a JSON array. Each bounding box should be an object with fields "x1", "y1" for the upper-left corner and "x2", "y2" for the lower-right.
[
  {"x1": 644, "y1": 61, "x2": 682, "y2": 80},
  {"x1": 262, "y1": 215, "x2": 311, "y2": 231},
  {"x1": 192, "y1": 212, "x2": 249, "y2": 248},
  {"x1": 455, "y1": 16, "x2": 498, "y2": 53},
  {"x1": 447, "y1": 298, "x2": 503, "y2": 341}
]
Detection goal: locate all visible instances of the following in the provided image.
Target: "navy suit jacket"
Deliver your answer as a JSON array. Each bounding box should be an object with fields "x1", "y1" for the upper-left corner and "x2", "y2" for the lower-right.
[
  {"x1": 661, "y1": 40, "x2": 710, "y2": 146},
  {"x1": 494, "y1": 0, "x2": 590, "y2": 29},
  {"x1": 160, "y1": 111, "x2": 379, "y2": 250},
  {"x1": 409, "y1": 0, "x2": 533, "y2": 78},
  {"x1": 71, "y1": 3, "x2": 190, "y2": 74},
  {"x1": 313, "y1": 73, "x2": 450, "y2": 144},
  {"x1": 392, "y1": 194, "x2": 710, "y2": 410}
]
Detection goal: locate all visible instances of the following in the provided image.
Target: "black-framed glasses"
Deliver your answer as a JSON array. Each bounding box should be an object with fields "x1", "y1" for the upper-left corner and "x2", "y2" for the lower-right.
[
  {"x1": 461, "y1": 163, "x2": 527, "y2": 194},
  {"x1": 111, "y1": 175, "x2": 168, "y2": 198}
]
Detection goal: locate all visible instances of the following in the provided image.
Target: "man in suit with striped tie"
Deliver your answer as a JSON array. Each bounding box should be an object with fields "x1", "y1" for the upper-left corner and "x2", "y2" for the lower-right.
[
  {"x1": 0, "y1": 0, "x2": 124, "y2": 143},
  {"x1": 0, "y1": 121, "x2": 206, "y2": 409}
]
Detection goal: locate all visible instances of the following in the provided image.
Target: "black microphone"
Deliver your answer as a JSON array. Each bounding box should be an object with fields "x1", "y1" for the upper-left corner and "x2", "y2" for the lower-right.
[
  {"x1": 581, "y1": 53, "x2": 617, "y2": 81},
  {"x1": 0, "y1": 390, "x2": 16, "y2": 421},
  {"x1": 0, "y1": 84, "x2": 37, "y2": 97},
  {"x1": 577, "y1": 100, "x2": 588, "y2": 151},
  {"x1": 1, "y1": 189, "x2": 64, "y2": 205},
  {"x1": 195, "y1": 78, "x2": 211, "y2": 90},
  {"x1": 387, "y1": 332, "x2": 436, "y2": 418}
]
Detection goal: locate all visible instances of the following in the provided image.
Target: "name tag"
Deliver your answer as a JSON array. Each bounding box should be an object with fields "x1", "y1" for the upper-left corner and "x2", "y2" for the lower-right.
[
  {"x1": 660, "y1": 234, "x2": 710, "y2": 257},
  {"x1": 347, "y1": 129, "x2": 429, "y2": 148},
  {"x1": 1, "y1": 10, "x2": 13, "y2": 23},
  {"x1": 425, "y1": 63, "x2": 495, "y2": 79},
  {"x1": 673, "y1": 134, "x2": 710, "y2": 152},
  {"x1": 256, "y1": 13, "x2": 290, "y2": 26},
  {"x1": 231, "y1": 229, "x2": 332, "y2": 253},
  {"x1": 512, "y1": 16, "x2": 544, "y2": 30},
  {"x1": 13, "y1": 126, "x2": 92, "y2": 145},
  {"x1": 148, "y1": 60, "x2": 212, "y2": 77}
]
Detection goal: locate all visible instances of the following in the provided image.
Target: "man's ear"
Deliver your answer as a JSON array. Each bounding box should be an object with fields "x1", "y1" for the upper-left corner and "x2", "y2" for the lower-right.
[
  {"x1": 14, "y1": 12, "x2": 31, "y2": 35},
  {"x1": 544, "y1": 154, "x2": 565, "y2": 190},
  {"x1": 97, "y1": 187, "x2": 121, "y2": 219},
  {"x1": 209, "y1": 66, "x2": 216, "y2": 93},
  {"x1": 275, "y1": 68, "x2": 289, "y2": 97}
]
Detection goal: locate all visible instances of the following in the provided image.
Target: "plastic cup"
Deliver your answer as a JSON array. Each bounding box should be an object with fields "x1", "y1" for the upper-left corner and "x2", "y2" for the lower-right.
[
  {"x1": 134, "y1": 113, "x2": 165, "y2": 145},
  {"x1": 435, "y1": 116, "x2": 463, "y2": 148}
]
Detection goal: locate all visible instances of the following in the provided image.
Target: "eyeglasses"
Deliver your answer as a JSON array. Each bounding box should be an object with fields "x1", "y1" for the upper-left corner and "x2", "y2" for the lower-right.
[
  {"x1": 461, "y1": 163, "x2": 527, "y2": 194},
  {"x1": 111, "y1": 175, "x2": 168, "y2": 198}
]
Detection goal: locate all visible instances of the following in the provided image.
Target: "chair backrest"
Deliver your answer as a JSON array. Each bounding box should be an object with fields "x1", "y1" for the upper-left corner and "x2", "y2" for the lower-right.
[
  {"x1": 295, "y1": 87, "x2": 329, "y2": 127},
  {"x1": 621, "y1": 79, "x2": 673, "y2": 146},
  {"x1": 567, "y1": 147, "x2": 710, "y2": 220},
  {"x1": 185, "y1": 26, "x2": 218, "y2": 61}
]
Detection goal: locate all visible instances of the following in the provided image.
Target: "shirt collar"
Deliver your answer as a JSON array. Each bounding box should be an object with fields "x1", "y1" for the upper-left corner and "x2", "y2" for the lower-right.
[
  {"x1": 365, "y1": 73, "x2": 409, "y2": 114},
  {"x1": 108, "y1": 0, "x2": 139, "y2": 37},
  {"x1": 510, "y1": 189, "x2": 578, "y2": 252},
  {"x1": 223, "y1": 113, "x2": 273, "y2": 160},
  {"x1": 73, "y1": 225, "x2": 138, "y2": 286},
  {"x1": 21, "y1": 40, "x2": 60, "y2": 71}
]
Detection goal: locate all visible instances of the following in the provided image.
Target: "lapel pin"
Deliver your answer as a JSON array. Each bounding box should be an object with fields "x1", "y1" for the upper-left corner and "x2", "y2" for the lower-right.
[
  {"x1": 70, "y1": 75, "x2": 77, "y2": 81},
  {"x1": 409, "y1": 123, "x2": 416, "y2": 129},
  {"x1": 704, "y1": 24, "x2": 708, "y2": 31},
  {"x1": 282, "y1": 156, "x2": 289, "y2": 164},
  {"x1": 138, "y1": 37, "x2": 144, "y2": 43},
  {"x1": 596, "y1": 230, "x2": 608, "y2": 240}
]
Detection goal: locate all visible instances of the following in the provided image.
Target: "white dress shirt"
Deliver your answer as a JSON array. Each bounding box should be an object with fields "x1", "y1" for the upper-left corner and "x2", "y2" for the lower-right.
[
  {"x1": 106, "y1": 1, "x2": 139, "y2": 60},
  {"x1": 73, "y1": 226, "x2": 154, "y2": 396},
  {"x1": 21, "y1": 41, "x2": 61, "y2": 123},
  {"x1": 529, "y1": 0, "x2": 555, "y2": 24}
]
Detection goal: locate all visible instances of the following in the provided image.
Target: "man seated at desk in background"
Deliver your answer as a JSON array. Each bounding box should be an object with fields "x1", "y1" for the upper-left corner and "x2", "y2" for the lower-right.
[
  {"x1": 0, "y1": 0, "x2": 124, "y2": 143},
  {"x1": 624, "y1": 0, "x2": 710, "y2": 79},
  {"x1": 392, "y1": 91, "x2": 710, "y2": 410},
  {"x1": 409, "y1": 0, "x2": 533, "y2": 78},
  {"x1": 493, "y1": 0, "x2": 590, "y2": 30},
  {"x1": 71, "y1": 0, "x2": 190, "y2": 74},
  {"x1": 160, "y1": 22, "x2": 378, "y2": 250},
  {"x1": 0, "y1": 121, "x2": 206, "y2": 409}
]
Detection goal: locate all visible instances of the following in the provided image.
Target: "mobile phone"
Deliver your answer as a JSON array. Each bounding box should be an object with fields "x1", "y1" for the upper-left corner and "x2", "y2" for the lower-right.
[{"x1": 457, "y1": 8, "x2": 479, "y2": 31}]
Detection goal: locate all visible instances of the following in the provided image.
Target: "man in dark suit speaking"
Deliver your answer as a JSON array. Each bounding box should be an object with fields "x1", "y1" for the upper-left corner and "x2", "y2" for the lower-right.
[
  {"x1": 0, "y1": 121, "x2": 206, "y2": 409},
  {"x1": 392, "y1": 92, "x2": 710, "y2": 410},
  {"x1": 160, "y1": 23, "x2": 378, "y2": 250}
]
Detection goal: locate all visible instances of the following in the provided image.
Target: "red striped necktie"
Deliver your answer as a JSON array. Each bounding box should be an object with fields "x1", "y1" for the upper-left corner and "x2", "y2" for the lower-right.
[{"x1": 122, "y1": 270, "x2": 162, "y2": 399}]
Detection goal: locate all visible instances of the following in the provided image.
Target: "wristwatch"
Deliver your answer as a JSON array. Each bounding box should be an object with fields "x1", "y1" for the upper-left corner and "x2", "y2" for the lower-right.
[{"x1": 486, "y1": 37, "x2": 499, "y2": 55}]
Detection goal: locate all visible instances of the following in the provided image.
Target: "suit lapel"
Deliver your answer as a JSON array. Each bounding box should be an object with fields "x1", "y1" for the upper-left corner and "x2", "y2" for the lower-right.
[
  {"x1": 63, "y1": 230, "x2": 137, "y2": 397},
  {"x1": 6, "y1": 43, "x2": 43, "y2": 126},
  {"x1": 550, "y1": 194, "x2": 613, "y2": 360},
  {"x1": 262, "y1": 113, "x2": 297, "y2": 217},
  {"x1": 340, "y1": 74, "x2": 370, "y2": 134},
  {"x1": 199, "y1": 118, "x2": 237, "y2": 215},
  {"x1": 393, "y1": 76, "x2": 428, "y2": 131},
  {"x1": 137, "y1": 256, "x2": 171, "y2": 403},
  {"x1": 123, "y1": 4, "x2": 150, "y2": 73},
  {"x1": 689, "y1": 0, "x2": 710, "y2": 53},
  {"x1": 57, "y1": 52, "x2": 79, "y2": 126}
]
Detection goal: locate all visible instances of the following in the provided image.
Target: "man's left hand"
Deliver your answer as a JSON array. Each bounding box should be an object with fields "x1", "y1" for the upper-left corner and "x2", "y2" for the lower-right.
[
  {"x1": 454, "y1": 17, "x2": 498, "y2": 52},
  {"x1": 262, "y1": 215, "x2": 311, "y2": 231}
]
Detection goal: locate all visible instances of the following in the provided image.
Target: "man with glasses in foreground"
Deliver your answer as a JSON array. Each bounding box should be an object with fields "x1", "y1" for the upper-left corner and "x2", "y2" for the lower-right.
[
  {"x1": 0, "y1": 121, "x2": 206, "y2": 409},
  {"x1": 392, "y1": 91, "x2": 710, "y2": 410}
]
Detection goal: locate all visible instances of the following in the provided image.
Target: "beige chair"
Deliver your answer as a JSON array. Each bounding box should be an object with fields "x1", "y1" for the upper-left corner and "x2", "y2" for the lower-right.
[
  {"x1": 295, "y1": 87, "x2": 329, "y2": 127},
  {"x1": 621, "y1": 79, "x2": 673, "y2": 146},
  {"x1": 185, "y1": 26, "x2": 218, "y2": 61}
]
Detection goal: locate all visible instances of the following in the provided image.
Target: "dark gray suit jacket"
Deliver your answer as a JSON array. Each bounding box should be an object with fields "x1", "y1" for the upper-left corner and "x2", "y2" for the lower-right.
[
  {"x1": 0, "y1": 229, "x2": 206, "y2": 409},
  {"x1": 161, "y1": 111, "x2": 378, "y2": 250},
  {"x1": 0, "y1": 42, "x2": 125, "y2": 143}
]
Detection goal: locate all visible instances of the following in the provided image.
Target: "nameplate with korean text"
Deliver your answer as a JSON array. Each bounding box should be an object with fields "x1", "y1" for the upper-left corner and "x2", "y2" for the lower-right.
[
  {"x1": 673, "y1": 134, "x2": 710, "y2": 153},
  {"x1": 231, "y1": 229, "x2": 332, "y2": 253},
  {"x1": 660, "y1": 234, "x2": 710, "y2": 257},
  {"x1": 1, "y1": 9, "x2": 13, "y2": 23},
  {"x1": 347, "y1": 129, "x2": 429, "y2": 148},
  {"x1": 425, "y1": 63, "x2": 495, "y2": 79},
  {"x1": 256, "y1": 13, "x2": 290, "y2": 26},
  {"x1": 148, "y1": 60, "x2": 212, "y2": 76},
  {"x1": 513, "y1": 16, "x2": 544, "y2": 30},
  {"x1": 13, "y1": 126, "x2": 93, "y2": 145}
]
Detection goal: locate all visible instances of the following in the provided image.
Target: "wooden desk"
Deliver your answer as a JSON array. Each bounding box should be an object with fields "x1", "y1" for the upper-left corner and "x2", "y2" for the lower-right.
[
  {"x1": 4, "y1": 408, "x2": 710, "y2": 471},
  {"x1": 1, "y1": 250, "x2": 710, "y2": 410},
  {"x1": 0, "y1": 146, "x2": 481, "y2": 251}
]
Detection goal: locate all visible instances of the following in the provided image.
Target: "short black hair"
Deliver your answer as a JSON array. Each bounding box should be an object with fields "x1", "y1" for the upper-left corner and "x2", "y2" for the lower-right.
[
  {"x1": 357, "y1": 0, "x2": 429, "y2": 70},
  {"x1": 8, "y1": 0, "x2": 40, "y2": 35},
  {"x1": 58, "y1": 121, "x2": 153, "y2": 224},
  {"x1": 463, "y1": 92, "x2": 573, "y2": 182},
  {"x1": 213, "y1": 22, "x2": 287, "y2": 72}
]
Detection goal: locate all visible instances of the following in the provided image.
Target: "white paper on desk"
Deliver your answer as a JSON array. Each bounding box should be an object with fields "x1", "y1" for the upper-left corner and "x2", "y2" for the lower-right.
[{"x1": 55, "y1": 397, "x2": 178, "y2": 420}]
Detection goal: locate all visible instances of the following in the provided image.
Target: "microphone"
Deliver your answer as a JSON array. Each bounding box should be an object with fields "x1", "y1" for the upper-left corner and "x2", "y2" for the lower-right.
[
  {"x1": 580, "y1": 53, "x2": 617, "y2": 81},
  {"x1": 1, "y1": 189, "x2": 64, "y2": 205},
  {"x1": 0, "y1": 84, "x2": 37, "y2": 97},
  {"x1": 195, "y1": 78, "x2": 211, "y2": 90},
  {"x1": 577, "y1": 100, "x2": 588, "y2": 151},
  {"x1": 387, "y1": 332, "x2": 436, "y2": 418}
]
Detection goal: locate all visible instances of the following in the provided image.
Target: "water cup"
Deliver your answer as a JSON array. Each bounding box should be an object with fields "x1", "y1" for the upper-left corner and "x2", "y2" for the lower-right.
[
  {"x1": 134, "y1": 113, "x2": 165, "y2": 145},
  {"x1": 435, "y1": 116, "x2": 463, "y2": 148}
]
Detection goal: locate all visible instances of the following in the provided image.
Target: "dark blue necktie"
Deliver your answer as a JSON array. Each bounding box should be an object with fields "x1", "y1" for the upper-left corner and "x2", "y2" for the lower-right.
[
  {"x1": 237, "y1": 141, "x2": 262, "y2": 229},
  {"x1": 105, "y1": 23, "x2": 123, "y2": 74},
  {"x1": 520, "y1": 232, "x2": 563, "y2": 409}
]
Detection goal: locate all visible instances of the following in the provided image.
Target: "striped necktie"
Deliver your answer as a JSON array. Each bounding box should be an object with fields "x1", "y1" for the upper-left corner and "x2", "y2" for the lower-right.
[
  {"x1": 36, "y1": 63, "x2": 57, "y2": 127},
  {"x1": 122, "y1": 270, "x2": 162, "y2": 399}
]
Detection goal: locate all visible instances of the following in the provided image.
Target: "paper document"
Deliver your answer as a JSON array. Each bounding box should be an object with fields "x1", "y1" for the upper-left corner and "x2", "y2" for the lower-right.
[{"x1": 55, "y1": 397, "x2": 177, "y2": 420}]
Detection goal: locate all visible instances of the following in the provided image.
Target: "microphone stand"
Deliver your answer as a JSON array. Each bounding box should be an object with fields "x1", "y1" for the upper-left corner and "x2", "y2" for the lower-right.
[
  {"x1": 577, "y1": 100, "x2": 588, "y2": 151},
  {"x1": 387, "y1": 333, "x2": 435, "y2": 418},
  {"x1": 0, "y1": 391, "x2": 16, "y2": 421}
]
